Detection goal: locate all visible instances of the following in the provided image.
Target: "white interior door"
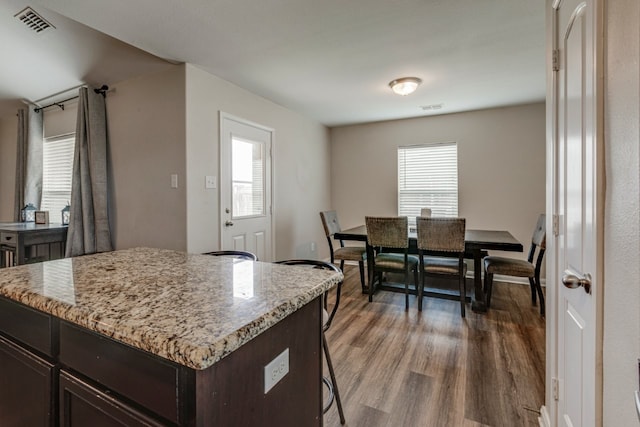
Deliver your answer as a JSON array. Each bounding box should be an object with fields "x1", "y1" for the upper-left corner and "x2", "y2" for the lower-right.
[
  {"x1": 553, "y1": 0, "x2": 602, "y2": 425},
  {"x1": 220, "y1": 113, "x2": 273, "y2": 261}
]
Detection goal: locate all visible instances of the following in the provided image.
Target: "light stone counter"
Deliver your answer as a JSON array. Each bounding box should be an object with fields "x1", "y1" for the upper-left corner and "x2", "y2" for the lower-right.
[{"x1": 0, "y1": 247, "x2": 342, "y2": 370}]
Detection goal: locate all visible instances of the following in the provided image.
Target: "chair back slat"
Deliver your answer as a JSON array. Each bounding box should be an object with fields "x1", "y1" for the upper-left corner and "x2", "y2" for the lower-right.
[
  {"x1": 365, "y1": 216, "x2": 409, "y2": 249},
  {"x1": 531, "y1": 214, "x2": 546, "y2": 248},
  {"x1": 320, "y1": 210, "x2": 341, "y2": 237},
  {"x1": 416, "y1": 217, "x2": 466, "y2": 252}
]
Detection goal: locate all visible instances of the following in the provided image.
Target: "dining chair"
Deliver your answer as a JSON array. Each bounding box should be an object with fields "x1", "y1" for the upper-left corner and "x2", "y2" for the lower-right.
[
  {"x1": 274, "y1": 259, "x2": 346, "y2": 425},
  {"x1": 202, "y1": 250, "x2": 258, "y2": 261},
  {"x1": 320, "y1": 211, "x2": 367, "y2": 292},
  {"x1": 484, "y1": 214, "x2": 546, "y2": 315},
  {"x1": 416, "y1": 217, "x2": 468, "y2": 316},
  {"x1": 365, "y1": 216, "x2": 419, "y2": 310}
]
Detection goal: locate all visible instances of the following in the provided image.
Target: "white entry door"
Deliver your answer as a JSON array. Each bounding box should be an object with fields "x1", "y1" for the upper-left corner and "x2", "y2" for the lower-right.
[
  {"x1": 220, "y1": 113, "x2": 273, "y2": 261},
  {"x1": 552, "y1": 0, "x2": 602, "y2": 425}
]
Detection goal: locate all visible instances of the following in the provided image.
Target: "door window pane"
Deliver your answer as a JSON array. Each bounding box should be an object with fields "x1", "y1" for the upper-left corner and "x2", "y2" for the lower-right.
[{"x1": 232, "y1": 137, "x2": 264, "y2": 218}]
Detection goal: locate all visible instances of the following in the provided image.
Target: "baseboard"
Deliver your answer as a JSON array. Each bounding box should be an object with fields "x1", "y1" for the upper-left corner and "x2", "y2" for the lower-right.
[
  {"x1": 490, "y1": 274, "x2": 546, "y2": 287},
  {"x1": 538, "y1": 405, "x2": 551, "y2": 427}
]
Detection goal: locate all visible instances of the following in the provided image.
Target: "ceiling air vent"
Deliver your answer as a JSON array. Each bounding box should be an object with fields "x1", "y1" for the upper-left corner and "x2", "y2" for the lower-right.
[
  {"x1": 14, "y1": 7, "x2": 55, "y2": 34},
  {"x1": 420, "y1": 103, "x2": 443, "y2": 111}
]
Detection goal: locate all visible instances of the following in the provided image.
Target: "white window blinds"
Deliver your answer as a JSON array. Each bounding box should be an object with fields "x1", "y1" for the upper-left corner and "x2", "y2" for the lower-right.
[
  {"x1": 398, "y1": 142, "x2": 458, "y2": 220},
  {"x1": 41, "y1": 135, "x2": 75, "y2": 220}
]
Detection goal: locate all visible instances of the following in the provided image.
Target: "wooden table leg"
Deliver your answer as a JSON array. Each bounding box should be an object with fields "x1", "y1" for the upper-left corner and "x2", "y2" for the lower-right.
[{"x1": 470, "y1": 248, "x2": 488, "y2": 313}]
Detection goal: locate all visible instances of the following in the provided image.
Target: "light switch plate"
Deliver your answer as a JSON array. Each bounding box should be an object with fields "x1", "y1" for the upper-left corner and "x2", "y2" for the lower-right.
[
  {"x1": 264, "y1": 348, "x2": 289, "y2": 394},
  {"x1": 170, "y1": 174, "x2": 178, "y2": 189},
  {"x1": 205, "y1": 175, "x2": 217, "y2": 189}
]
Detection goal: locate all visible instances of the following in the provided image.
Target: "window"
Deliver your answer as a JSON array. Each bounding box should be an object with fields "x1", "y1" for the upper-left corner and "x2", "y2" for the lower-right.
[
  {"x1": 41, "y1": 135, "x2": 74, "y2": 219},
  {"x1": 397, "y1": 142, "x2": 458, "y2": 222}
]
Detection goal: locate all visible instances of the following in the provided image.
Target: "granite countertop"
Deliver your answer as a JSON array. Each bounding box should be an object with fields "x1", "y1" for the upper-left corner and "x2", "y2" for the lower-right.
[{"x1": 0, "y1": 247, "x2": 342, "y2": 370}]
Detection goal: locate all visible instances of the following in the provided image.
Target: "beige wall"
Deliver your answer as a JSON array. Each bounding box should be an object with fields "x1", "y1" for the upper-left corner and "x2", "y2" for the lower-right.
[
  {"x1": 330, "y1": 102, "x2": 546, "y2": 263},
  {"x1": 106, "y1": 65, "x2": 187, "y2": 251},
  {"x1": 43, "y1": 101, "x2": 78, "y2": 138},
  {"x1": 603, "y1": 0, "x2": 640, "y2": 423},
  {"x1": 185, "y1": 64, "x2": 332, "y2": 260},
  {"x1": 0, "y1": 107, "x2": 19, "y2": 221},
  {"x1": 1, "y1": 64, "x2": 331, "y2": 260}
]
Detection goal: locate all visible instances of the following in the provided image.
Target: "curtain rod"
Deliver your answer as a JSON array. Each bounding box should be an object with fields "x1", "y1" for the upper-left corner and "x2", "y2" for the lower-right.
[{"x1": 33, "y1": 85, "x2": 109, "y2": 113}]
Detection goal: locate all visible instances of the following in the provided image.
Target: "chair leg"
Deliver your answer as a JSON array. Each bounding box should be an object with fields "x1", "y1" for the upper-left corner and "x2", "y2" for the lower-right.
[
  {"x1": 339, "y1": 260, "x2": 345, "y2": 272},
  {"x1": 485, "y1": 273, "x2": 494, "y2": 309},
  {"x1": 528, "y1": 277, "x2": 537, "y2": 305},
  {"x1": 323, "y1": 334, "x2": 345, "y2": 424},
  {"x1": 534, "y1": 274, "x2": 545, "y2": 316},
  {"x1": 358, "y1": 261, "x2": 366, "y2": 293},
  {"x1": 368, "y1": 271, "x2": 376, "y2": 302},
  {"x1": 413, "y1": 268, "x2": 419, "y2": 309},
  {"x1": 418, "y1": 271, "x2": 424, "y2": 312},
  {"x1": 404, "y1": 268, "x2": 409, "y2": 311},
  {"x1": 459, "y1": 273, "x2": 466, "y2": 318}
]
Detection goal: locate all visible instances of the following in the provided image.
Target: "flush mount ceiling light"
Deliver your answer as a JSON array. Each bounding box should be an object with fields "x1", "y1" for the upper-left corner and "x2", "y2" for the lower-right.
[{"x1": 389, "y1": 77, "x2": 422, "y2": 96}]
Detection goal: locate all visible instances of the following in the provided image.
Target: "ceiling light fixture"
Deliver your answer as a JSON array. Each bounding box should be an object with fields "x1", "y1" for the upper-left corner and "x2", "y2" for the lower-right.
[{"x1": 389, "y1": 77, "x2": 422, "y2": 96}]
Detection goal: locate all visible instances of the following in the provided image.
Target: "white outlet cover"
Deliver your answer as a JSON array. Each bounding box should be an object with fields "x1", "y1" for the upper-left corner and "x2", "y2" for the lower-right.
[
  {"x1": 264, "y1": 348, "x2": 289, "y2": 394},
  {"x1": 205, "y1": 175, "x2": 217, "y2": 189}
]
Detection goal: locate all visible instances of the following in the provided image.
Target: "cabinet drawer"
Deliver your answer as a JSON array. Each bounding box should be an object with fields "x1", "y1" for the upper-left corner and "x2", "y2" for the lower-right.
[
  {"x1": 0, "y1": 232, "x2": 17, "y2": 249},
  {"x1": 0, "y1": 297, "x2": 56, "y2": 358},
  {"x1": 59, "y1": 321, "x2": 188, "y2": 425},
  {"x1": 60, "y1": 370, "x2": 164, "y2": 427}
]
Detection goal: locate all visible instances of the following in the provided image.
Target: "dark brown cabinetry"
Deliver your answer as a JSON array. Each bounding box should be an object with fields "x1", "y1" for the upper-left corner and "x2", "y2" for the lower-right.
[
  {"x1": 0, "y1": 334, "x2": 56, "y2": 427},
  {"x1": 0, "y1": 296, "x2": 322, "y2": 426},
  {"x1": 59, "y1": 370, "x2": 163, "y2": 427}
]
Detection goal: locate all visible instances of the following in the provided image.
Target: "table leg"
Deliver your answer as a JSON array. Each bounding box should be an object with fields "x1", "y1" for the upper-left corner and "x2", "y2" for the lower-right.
[
  {"x1": 366, "y1": 244, "x2": 374, "y2": 297},
  {"x1": 470, "y1": 249, "x2": 487, "y2": 313},
  {"x1": 16, "y1": 239, "x2": 25, "y2": 266}
]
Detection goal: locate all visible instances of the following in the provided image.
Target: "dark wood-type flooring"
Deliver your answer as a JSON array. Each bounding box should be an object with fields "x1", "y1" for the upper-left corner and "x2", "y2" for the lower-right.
[{"x1": 323, "y1": 265, "x2": 545, "y2": 427}]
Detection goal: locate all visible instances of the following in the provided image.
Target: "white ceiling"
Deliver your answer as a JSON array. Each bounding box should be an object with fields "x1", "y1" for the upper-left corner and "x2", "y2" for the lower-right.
[{"x1": 2, "y1": 0, "x2": 546, "y2": 127}]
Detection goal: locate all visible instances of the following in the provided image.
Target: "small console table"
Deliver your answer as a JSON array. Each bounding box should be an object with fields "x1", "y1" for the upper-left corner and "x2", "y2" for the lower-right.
[{"x1": 0, "y1": 222, "x2": 68, "y2": 267}]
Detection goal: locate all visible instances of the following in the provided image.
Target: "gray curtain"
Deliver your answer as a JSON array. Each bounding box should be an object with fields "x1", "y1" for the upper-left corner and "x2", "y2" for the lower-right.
[
  {"x1": 65, "y1": 87, "x2": 113, "y2": 257},
  {"x1": 13, "y1": 110, "x2": 26, "y2": 221},
  {"x1": 13, "y1": 106, "x2": 43, "y2": 221}
]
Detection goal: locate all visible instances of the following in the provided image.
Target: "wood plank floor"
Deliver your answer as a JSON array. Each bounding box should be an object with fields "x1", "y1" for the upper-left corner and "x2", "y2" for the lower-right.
[{"x1": 323, "y1": 265, "x2": 545, "y2": 427}]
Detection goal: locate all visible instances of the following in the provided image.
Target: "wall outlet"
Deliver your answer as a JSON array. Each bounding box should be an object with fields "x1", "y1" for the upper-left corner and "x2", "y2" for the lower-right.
[
  {"x1": 310, "y1": 241, "x2": 316, "y2": 252},
  {"x1": 170, "y1": 174, "x2": 178, "y2": 189},
  {"x1": 264, "y1": 348, "x2": 289, "y2": 394},
  {"x1": 205, "y1": 175, "x2": 217, "y2": 189}
]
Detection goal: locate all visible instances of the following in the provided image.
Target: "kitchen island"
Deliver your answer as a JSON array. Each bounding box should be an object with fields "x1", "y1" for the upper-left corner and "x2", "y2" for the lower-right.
[{"x1": 0, "y1": 247, "x2": 342, "y2": 426}]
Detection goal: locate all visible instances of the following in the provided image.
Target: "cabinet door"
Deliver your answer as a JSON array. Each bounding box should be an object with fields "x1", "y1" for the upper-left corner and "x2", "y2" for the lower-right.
[
  {"x1": 59, "y1": 370, "x2": 164, "y2": 427},
  {"x1": 0, "y1": 335, "x2": 55, "y2": 427}
]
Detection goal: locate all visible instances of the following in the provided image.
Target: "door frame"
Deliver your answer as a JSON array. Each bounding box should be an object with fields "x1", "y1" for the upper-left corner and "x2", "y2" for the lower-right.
[
  {"x1": 218, "y1": 111, "x2": 275, "y2": 260},
  {"x1": 543, "y1": 0, "x2": 605, "y2": 425}
]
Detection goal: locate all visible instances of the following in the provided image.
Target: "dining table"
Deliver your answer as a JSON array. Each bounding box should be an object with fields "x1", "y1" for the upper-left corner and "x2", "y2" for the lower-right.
[{"x1": 334, "y1": 225, "x2": 523, "y2": 312}]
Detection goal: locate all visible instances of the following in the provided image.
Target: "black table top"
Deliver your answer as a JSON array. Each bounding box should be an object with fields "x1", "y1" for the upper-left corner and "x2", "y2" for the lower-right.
[{"x1": 334, "y1": 225, "x2": 523, "y2": 253}]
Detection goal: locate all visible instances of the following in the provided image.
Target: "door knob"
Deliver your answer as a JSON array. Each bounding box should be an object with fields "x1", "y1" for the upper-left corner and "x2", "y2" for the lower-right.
[
  {"x1": 225, "y1": 221, "x2": 234, "y2": 227},
  {"x1": 562, "y1": 271, "x2": 592, "y2": 294}
]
